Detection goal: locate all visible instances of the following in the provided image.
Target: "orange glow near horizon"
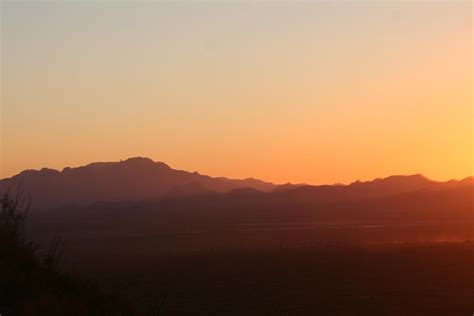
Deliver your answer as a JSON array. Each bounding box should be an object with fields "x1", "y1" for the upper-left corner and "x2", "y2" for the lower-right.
[{"x1": 1, "y1": 2, "x2": 472, "y2": 185}]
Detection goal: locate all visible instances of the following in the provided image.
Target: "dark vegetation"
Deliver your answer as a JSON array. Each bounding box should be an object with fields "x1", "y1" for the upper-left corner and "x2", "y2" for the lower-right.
[{"x1": 0, "y1": 191, "x2": 131, "y2": 316}]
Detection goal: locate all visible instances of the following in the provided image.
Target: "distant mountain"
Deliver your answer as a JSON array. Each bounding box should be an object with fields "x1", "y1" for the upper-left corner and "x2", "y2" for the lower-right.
[
  {"x1": 1, "y1": 157, "x2": 472, "y2": 212},
  {"x1": 165, "y1": 182, "x2": 215, "y2": 198},
  {"x1": 0, "y1": 157, "x2": 277, "y2": 209},
  {"x1": 275, "y1": 174, "x2": 474, "y2": 204},
  {"x1": 271, "y1": 183, "x2": 307, "y2": 193},
  {"x1": 27, "y1": 177, "x2": 474, "y2": 251},
  {"x1": 11, "y1": 159, "x2": 471, "y2": 250}
]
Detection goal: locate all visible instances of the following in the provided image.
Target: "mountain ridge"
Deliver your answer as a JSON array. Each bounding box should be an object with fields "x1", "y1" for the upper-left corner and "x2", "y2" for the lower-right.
[
  {"x1": 0, "y1": 157, "x2": 278, "y2": 209},
  {"x1": 1, "y1": 157, "x2": 472, "y2": 210}
]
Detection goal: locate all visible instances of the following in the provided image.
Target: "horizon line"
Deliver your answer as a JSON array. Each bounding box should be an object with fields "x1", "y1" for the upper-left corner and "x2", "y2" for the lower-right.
[{"x1": 2, "y1": 156, "x2": 472, "y2": 187}]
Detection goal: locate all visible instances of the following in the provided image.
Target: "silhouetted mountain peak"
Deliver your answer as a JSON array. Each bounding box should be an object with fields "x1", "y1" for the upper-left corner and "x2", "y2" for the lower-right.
[
  {"x1": 66, "y1": 157, "x2": 170, "y2": 174},
  {"x1": 351, "y1": 174, "x2": 431, "y2": 187},
  {"x1": 18, "y1": 169, "x2": 39, "y2": 177},
  {"x1": 39, "y1": 168, "x2": 61, "y2": 176},
  {"x1": 2, "y1": 158, "x2": 470, "y2": 210},
  {"x1": 384, "y1": 174, "x2": 428, "y2": 181},
  {"x1": 122, "y1": 157, "x2": 158, "y2": 166},
  {"x1": 120, "y1": 157, "x2": 171, "y2": 170},
  {"x1": 0, "y1": 157, "x2": 275, "y2": 209},
  {"x1": 384, "y1": 174, "x2": 428, "y2": 183},
  {"x1": 17, "y1": 168, "x2": 60, "y2": 178},
  {"x1": 459, "y1": 176, "x2": 474, "y2": 185},
  {"x1": 279, "y1": 173, "x2": 460, "y2": 204}
]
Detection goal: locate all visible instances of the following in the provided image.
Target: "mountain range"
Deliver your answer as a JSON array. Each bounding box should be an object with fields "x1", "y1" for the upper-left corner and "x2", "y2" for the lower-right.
[
  {"x1": 0, "y1": 157, "x2": 277, "y2": 209},
  {"x1": 1, "y1": 157, "x2": 472, "y2": 211}
]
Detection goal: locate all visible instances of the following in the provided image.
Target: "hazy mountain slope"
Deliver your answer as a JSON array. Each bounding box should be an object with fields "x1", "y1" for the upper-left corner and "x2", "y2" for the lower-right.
[
  {"x1": 275, "y1": 174, "x2": 474, "y2": 204},
  {"x1": 2, "y1": 157, "x2": 471, "y2": 213},
  {"x1": 0, "y1": 157, "x2": 276, "y2": 209},
  {"x1": 27, "y1": 182, "x2": 474, "y2": 252}
]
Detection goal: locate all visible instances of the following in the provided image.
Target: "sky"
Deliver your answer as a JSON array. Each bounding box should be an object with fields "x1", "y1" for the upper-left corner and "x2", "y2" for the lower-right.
[{"x1": 1, "y1": 1, "x2": 472, "y2": 185}]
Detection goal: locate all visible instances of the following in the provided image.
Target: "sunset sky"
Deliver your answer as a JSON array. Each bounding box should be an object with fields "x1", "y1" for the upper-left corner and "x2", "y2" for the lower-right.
[{"x1": 1, "y1": 1, "x2": 472, "y2": 185}]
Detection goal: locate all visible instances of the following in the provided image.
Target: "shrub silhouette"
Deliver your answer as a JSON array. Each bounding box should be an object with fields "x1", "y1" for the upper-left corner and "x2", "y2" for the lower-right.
[{"x1": 0, "y1": 190, "x2": 132, "y2": 316}]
